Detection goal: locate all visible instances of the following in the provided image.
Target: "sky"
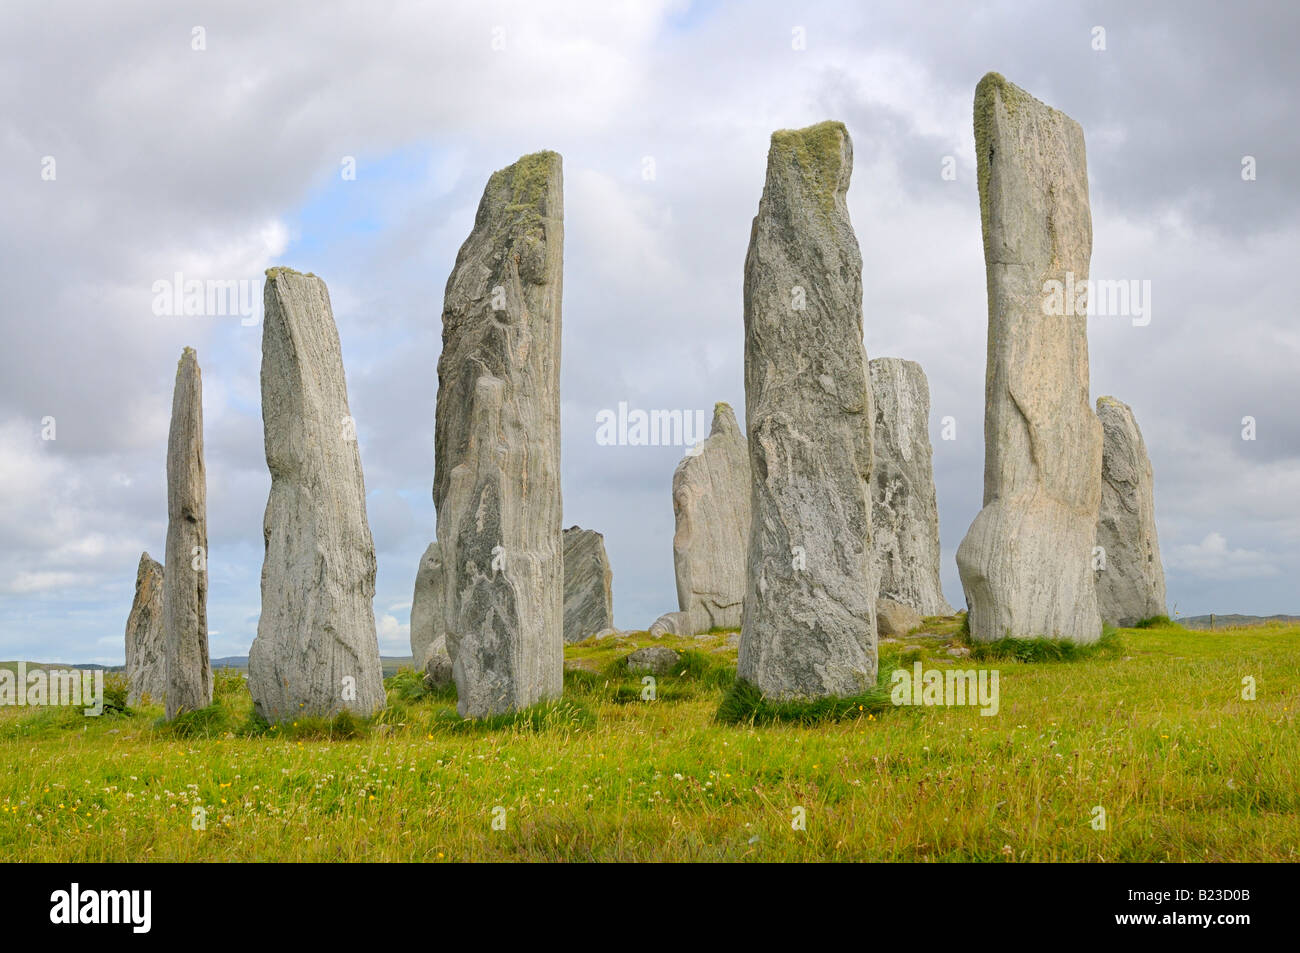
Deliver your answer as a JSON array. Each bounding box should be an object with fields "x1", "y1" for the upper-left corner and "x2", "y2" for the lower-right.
[{"x1": 1, "y1": 0, "x2": 1297, "y2": 664}]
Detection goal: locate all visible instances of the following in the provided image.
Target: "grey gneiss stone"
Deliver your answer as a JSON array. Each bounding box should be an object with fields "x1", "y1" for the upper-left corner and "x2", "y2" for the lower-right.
[
  {"x1": 125, "y1": 552, "x2": 166, "y2": 706},
  {"x1": 434, "y1": 151, "x2": 564, "y2": 718},
  {"x1": 626, "y1": 645, "x2": 681, "y2": 675},
  {"x1": 248, "y1": 269, "x2": 385, "y2": 722},
  {"x1": 869, "y1": 358, "x2": 951, "y2": 616},
  {"x1": 1095, "y1": 396, "x2": 1167, "y2": 626},
  {"x1": 562, "y1": 527, "x2": 614, "y2": 643},
  {"x1": 875, "y1": 597, "x2": 922, "y2": 638},
  {"x1": 737, "y1": 121, "x2": 878, "y2": 700},
  {"x1": 422, "y1": 634, "x2": 454, "y2": 691},
  {"x1": 648, "y1": 611, "x2": 687, "y2": 638},
  {"x1": 670, "y1": 402, "x2": 751, "y2": 635},
  {"x1": 409, "y1": 541, "x2": 444, "y2": 671},
  {"x1": 956, "y1": 74, "x2": 1103, "y2": 644},
  {"x1": 163, "y1": 347, "x2": 212, "y2": 719}
]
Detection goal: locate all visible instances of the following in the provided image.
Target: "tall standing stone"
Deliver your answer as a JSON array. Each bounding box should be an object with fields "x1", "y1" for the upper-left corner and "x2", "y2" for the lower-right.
[
  {"x1": 163, "y1": 347, "x2": 212, "y2": 718},
  {"x1": 248, "y1": 269, "x2": 384, "y2": 721},
  {"x1": 562, "y1": 527, "x2": 614, "y2": 643},
  {"x1": 434, "y1": 151, "x2": 564, "y2": 718},
  {"x1": 1095, "y1": 396, "x2": 1166, "y2": 626},
  {"x1": 869, "y1": 358, "x2": 951, "y2": 617},
  {"x1": 738, "y1": 121, "x2": 877, "y2": 700},
  {"x1": 956, "y1": 73, "x2": 1103, "y2": 643},
  {"x1": 125, "y1": 552, "x2": 166, "y2": 706},
  {"x1": 670, "y1": 402, "x2": 750, "y2": 634}
]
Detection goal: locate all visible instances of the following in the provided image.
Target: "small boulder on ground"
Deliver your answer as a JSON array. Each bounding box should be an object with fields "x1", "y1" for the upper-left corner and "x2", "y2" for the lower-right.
[
  {"x1": 876, "y1": 597, "x2": 923, "y2": 638},
  {"x1": 625, "y1": 646, "x2": 681, "y2": 675}
]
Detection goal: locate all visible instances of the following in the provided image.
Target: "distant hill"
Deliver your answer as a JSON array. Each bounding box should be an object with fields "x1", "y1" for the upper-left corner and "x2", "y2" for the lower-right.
[{"x1": 1177, "y1": 614, "x2": 1300, "y2": 630}]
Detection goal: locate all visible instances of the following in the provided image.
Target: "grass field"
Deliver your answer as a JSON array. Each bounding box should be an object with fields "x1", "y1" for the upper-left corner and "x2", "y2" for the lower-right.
[{"x1": 1, "y1": 618, "x2": 1297, "y2": 861}]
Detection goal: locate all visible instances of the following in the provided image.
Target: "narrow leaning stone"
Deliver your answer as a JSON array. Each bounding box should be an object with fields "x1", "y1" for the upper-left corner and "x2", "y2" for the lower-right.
[
  {"x1": 670, "y1": 402, "x2": 750, "y2": 635},
  {"x1": 248, "y1": 269, "x2": 385, "y2": 721},
  {"x1": 1095, "y1": 396, "x2": 1166, "y2": 626},
  {"x1": 869, "y1": 358, "x2": 951, "y2": 617},
  {"x1": 956, "y1": 73, "x2": 1103, "y2": 644},
  {"x1": 434, "y1": 151, "x2": 564, "y2": 717},
  {"x1": 562, "y1": 527, "x2": 614, "y2": 643},
  {"x1": 738, "y1": 121, "x2": 877, "y2": 700},
  {"x1": 125, "y1": 551, "x2": 166, "y2": 706},
  {"x1": 163, "y1": 347, "x2": 212, "y2": 718}
]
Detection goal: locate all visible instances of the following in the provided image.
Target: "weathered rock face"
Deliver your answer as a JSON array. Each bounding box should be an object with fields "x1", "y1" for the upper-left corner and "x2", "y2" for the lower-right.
[
  {"x1": 626, "y1": 645, "x2": 681, "y2": 676},
  {"x1": 955, "y1": 73, "x2": 1103, "y2": 644},
  {"x1": 737, "y1": 121, "x2": 878, "y2": 700},
  {"x1": 248, "y1": 269, "x2": 385, "y2": 722},
  {"x1": 562, "y1": 527, "x2": 613, "y2": 643},
  {"x1": 125, "y1": 552, "x2": 166, "y2": 706},
  {"x1": 163, "y1": 347, "x2": 212, "y2": 719},
  {"x1": 434, "y1": 151, "x2": 564, "y2": 718},
  {"x1": 409, "y1": 541, "x2": 444, "y2": 670},
  {"x1": 869, "y1": 358, "x2": 951, "y2": 617},
  {"x1": 422, "y1": 635, "x2": 454, "y2": 691},
  {"x1": 670, "y1": 403, "x2": 751, "y2": 635},
  {"x1": 876, "y1": 597, "x2": 922, "y2": 638},
  {"x1": 1095, "y1": 396, "x2": 1166, "y2": 626}
]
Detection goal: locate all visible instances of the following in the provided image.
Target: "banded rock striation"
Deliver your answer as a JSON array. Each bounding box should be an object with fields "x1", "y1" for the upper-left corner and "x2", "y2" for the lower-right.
[
  {"x1": 434, "y1": 151, "x2": 565, "y2": 717},
  {"x1": 248, "y1": 269, "x2": 385, "y2": 721},
  {"x1": 955, "y1": 73, "x2": 1103, "y2": 644},
  {"x1": 869, "y1": 357, "x2": 951, "y2": 618},
  {"x1": 1095, "y1": 396, "x2": 1167, "y2": 626},
  {"x1": 163, "y1": 347, "x2": 212, "y2": 719},
  {"x1": 738, "y1": 121, "x2": 878, "y2": 700}
]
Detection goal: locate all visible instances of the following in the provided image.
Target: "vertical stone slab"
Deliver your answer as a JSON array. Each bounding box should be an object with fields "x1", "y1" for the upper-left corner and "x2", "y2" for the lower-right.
[
  {"x1": 163, "y1": 347, "x2": 212, "y2": 718},
  {"x1": 671, "y1": 402, "x2": 750, "y2": 634},
  {"x1": 125, "y1": 551, "x2": 166, "y2": 706},
  {"x1": 562, "y1": 527, "x2": 614, "y2": 643},
  {"x1": 956, "y1": 73, "x2": 1103, "y2": 643},
  {"x1": 410, "y1": 541, "x2": 444, "y2": 667},
  {"x1": 434, "y1": 151, "x2": 564, "y2": 718},
  {"x1": 248, "y1": 268, "x2": 384, "y2": 721},
  {"x1": 869, "y1": 358, "x2": 951, "y2": 617},
  {"x1": 738, "y1": 121, "x2": 877, "y2": 700},
  {"x1": 1095, "y1": 396, "x2": 1167, "y2": 626}
]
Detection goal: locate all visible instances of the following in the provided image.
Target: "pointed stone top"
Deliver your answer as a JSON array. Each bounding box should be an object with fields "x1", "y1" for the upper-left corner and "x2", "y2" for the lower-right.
[
  {"x1": 1097, "y1": 394, "x2": 1126, "y2": 410},
  {"x1": 176, "y1": 347, "x2": 200, "y2": 379},
  {"x1": 711, "y1": 402, "x2": 741, "y2": 437}
]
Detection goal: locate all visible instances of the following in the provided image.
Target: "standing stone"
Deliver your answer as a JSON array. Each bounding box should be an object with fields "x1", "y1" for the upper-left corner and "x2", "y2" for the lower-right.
[
  {"x1": 956, "y1": 73, "x2": 1103, "y2": 644},
  {"x1": 562, "y1": 527, "x2": 614, "y2": 643},
  {"x1": 669, "y1": 402, "x2": 751, "y2": 635},
  {"x1": 410, "y1": 541, "x2": 454, "y2": 687},
  {"x1": 869, "y1": 358, "x2": 951, "y2": 617},
  {"x1": 1095, "y1": 396, "x2": 1166, "y2": 626},
  {"x1": 248, "y1": 269, "x2": 384, "y2": 721},
  {"x1": 410, "y1": 541, "x2": 444, "y2": 669},
  {"x1": 124, "y1": 552, "x2": 166, "y2": 706},
  {"x1": 738, "y1": 121, "x2": 877, "y2": 700},
  {"x1": 163, "y1": 347, "x2": 212, "y2": 719},
  {"x1": 434, "y1": 151, "x2": 564, "y2": 718}
]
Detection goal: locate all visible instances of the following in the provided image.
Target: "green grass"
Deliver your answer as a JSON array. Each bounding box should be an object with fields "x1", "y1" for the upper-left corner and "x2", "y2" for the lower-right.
[
  {"x1": 1, "y1": 621, "x2": 1297, "y2": 861},
  {"x1": 965, "y1": 626, "x2": 1125, "y2": 663}
]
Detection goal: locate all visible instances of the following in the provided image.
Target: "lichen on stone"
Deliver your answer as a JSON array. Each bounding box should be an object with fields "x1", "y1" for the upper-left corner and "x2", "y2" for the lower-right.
[{"x1": 770, "y1": 120, "x2": 848, "y2": 219}]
